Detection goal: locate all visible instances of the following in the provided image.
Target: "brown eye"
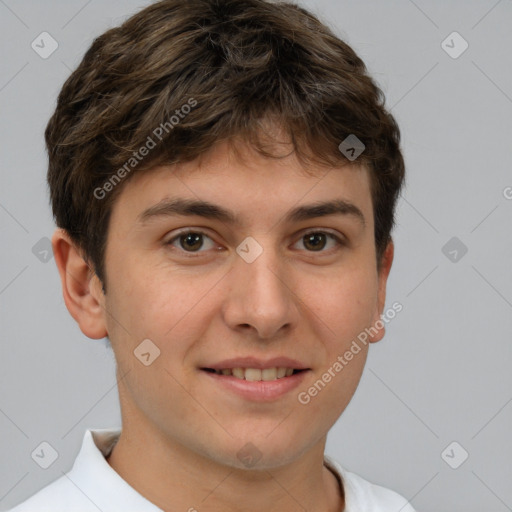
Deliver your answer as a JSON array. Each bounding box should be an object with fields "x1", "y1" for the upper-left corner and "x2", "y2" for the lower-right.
[
  {"x1": 179, "y1": 232, "x2": 203, "y2": 252},
  {"x1": 303, "y1": 232, "x2": 327, "y2": 251},
  {"x1": 166, "y1": 230, "x2": 217, "y2": 254},
  {"x1": 295, "y1": 231, "x2": 344, "y2": 253}
]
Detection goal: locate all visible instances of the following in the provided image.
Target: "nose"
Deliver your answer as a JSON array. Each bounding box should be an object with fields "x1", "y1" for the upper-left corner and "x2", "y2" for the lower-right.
[{"x1": 221, "y1": 241, "x2": 299, "y2": 340}]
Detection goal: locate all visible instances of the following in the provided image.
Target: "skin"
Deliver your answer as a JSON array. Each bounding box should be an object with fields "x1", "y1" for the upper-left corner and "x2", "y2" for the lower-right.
[{"x1": 52, "y1": 136, "x2": 393, "y2": 512}]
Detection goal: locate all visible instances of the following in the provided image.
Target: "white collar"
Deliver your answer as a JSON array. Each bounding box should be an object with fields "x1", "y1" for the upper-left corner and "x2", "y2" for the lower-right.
[
  {"x1": 62, "y1": 427, "x2": 412, "y2": 512},
  {"x1": 66, "y1": 427, "x2": 162, "y2": 511}
]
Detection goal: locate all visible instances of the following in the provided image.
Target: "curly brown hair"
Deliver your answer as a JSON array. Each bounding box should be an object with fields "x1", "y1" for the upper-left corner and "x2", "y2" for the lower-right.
[{"x1": 46, "y1": 0, "x2": 405, "y2": 291}]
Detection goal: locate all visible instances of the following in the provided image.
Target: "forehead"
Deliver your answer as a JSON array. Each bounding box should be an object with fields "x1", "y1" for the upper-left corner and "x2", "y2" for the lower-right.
[{"x1": 111, "y1": 138, "x2": 373, "y2": 230}]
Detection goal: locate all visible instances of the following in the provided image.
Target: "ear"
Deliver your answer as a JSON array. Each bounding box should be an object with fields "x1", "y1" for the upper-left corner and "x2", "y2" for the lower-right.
[
  {"x1": 51, "y1": 228, "x2": 108, "y2": 339},
  {"x1": 368, "y1": 239, "x2": 394, "y2": 343}
]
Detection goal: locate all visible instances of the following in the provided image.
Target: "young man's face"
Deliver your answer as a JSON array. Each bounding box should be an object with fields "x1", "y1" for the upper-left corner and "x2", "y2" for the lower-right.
[{"x1": 65, "y1": 137, "x2": 393, "y2": 469}]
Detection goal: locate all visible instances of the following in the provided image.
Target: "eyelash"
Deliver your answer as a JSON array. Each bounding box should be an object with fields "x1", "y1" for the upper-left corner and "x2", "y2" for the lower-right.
[{"x1": 164, "y1": 229, "x2": 346, "y2": 257}]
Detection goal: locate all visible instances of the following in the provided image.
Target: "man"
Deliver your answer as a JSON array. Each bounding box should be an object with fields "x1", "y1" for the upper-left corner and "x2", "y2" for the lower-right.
[{"x1": 9, "y1": 0, "x2": 414, "y2": 510}]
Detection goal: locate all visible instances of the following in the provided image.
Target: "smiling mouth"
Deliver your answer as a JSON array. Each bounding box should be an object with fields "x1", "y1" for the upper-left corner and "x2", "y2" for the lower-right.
[{"x1": 201, "y1": 367, "x2": 308, "y2": 381}]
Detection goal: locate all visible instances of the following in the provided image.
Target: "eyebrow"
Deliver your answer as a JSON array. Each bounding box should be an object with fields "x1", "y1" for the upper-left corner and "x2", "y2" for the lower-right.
[{"x1": 138, "y1": 197, "x2": 366, "y2": 228}]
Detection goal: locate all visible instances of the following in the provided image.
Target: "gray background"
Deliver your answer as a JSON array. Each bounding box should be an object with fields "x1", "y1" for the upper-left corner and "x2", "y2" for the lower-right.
[{"x1": 1, "y1": 1, "x2": 511, "y2": 511}]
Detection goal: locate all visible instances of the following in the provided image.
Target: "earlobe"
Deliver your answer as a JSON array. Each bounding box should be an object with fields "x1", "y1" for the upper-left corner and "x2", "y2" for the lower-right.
[
  {"x1": 51, "y1": 228, "x2": 108, "y2": 339},
  {"x1": 369, "y1": 240, "x2": 394, "y2": 343}
]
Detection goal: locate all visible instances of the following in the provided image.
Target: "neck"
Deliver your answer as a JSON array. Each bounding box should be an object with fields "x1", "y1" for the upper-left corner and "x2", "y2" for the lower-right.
[{"x1": 106, "y1": 422, "x2": 344, "y2": 512}]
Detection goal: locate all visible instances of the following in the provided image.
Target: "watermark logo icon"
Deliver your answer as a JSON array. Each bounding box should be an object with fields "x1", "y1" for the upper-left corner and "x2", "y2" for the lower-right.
[
  {"x1": 441, "y1": 32, "x2": 468, "y2": 59},
  {"x1": 32, "y1": 237, "x2": 53, "y2": 263},
  {"x1": 134, "y1": 338, "x2": 161, "y2": 366},
  {"x1": 442, "y1": 236, "x2": 468, "y2": 263},
  {"x1": 237, "y1": 442, "x2": 262, "y2": 468},
  {"x1": 31, "y1": 32, "x2": 58, "y2": 59},
  {"x1": 236, "y1": 237, "x2": 263, "y2": 263},
  {"x1": 441, "y1": 441, "x2": 469, "y2": 469},
  {"x1": 338, "y1": 134, "x2": 365, "y2": 162},
  {"x1": 31, "y1": 441, "x2": 59, "y2": 469}
]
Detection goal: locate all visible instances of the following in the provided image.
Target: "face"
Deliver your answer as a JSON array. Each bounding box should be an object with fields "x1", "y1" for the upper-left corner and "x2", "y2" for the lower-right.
[{"x1": 91, "y1": 138, "x2": 392, "y2": 469}]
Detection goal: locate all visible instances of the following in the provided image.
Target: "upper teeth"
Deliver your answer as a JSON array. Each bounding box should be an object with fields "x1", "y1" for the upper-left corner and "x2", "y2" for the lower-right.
[{"x1": 214, "y1": 367, "x2": 295, "y2": 381}]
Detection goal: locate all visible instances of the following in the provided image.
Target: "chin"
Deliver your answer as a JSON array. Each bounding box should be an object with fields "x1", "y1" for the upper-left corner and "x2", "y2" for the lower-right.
[{"x1": 213, "y1": 427, "x2": 317, "y2": 471}]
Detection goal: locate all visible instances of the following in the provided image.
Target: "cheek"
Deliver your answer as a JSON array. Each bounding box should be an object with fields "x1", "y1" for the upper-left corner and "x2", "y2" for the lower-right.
[
  {"x1": 304, "y1": 265, "x2": 378, "y2": 347},
  {"x1": 107, "y1": 264, "x2": 218, "y2": 355}
]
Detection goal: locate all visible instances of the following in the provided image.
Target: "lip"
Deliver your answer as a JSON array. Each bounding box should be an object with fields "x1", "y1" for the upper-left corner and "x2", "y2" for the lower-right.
[
  {"x1": 200, "y1": 368, "x2": 310, "y2": 402},
  {"x1": 202, "y1": 356, "x2": 309, "y2": 371}
]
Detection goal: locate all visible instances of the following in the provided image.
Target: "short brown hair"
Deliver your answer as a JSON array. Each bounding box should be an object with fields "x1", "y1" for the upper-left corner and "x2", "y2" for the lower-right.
[{"x1": 46, "y1": 0, "x2": 405, "y2": 291}]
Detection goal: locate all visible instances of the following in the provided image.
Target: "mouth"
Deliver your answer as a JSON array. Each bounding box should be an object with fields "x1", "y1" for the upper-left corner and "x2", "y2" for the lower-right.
[
  {"x1": 201, "y1": 367, "x2": 308, "y2": 381},
  {"x1": 199, "y1": 360, "x2": 311, "y2": 401}
]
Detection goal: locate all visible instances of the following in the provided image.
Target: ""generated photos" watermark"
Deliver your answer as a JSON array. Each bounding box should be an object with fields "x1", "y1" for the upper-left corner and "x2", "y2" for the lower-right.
[
  {"x1": 94, "y1": 97, "x2": 197, "y2": 200},
  {"x1": 297, "y1": 301, "x2": 403, "y2": 405}
]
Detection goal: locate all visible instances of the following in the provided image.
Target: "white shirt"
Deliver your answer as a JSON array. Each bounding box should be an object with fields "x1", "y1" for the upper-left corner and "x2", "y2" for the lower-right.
[{"x1": 8, "y1": 427, "x2": 416, "y2": 512}]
